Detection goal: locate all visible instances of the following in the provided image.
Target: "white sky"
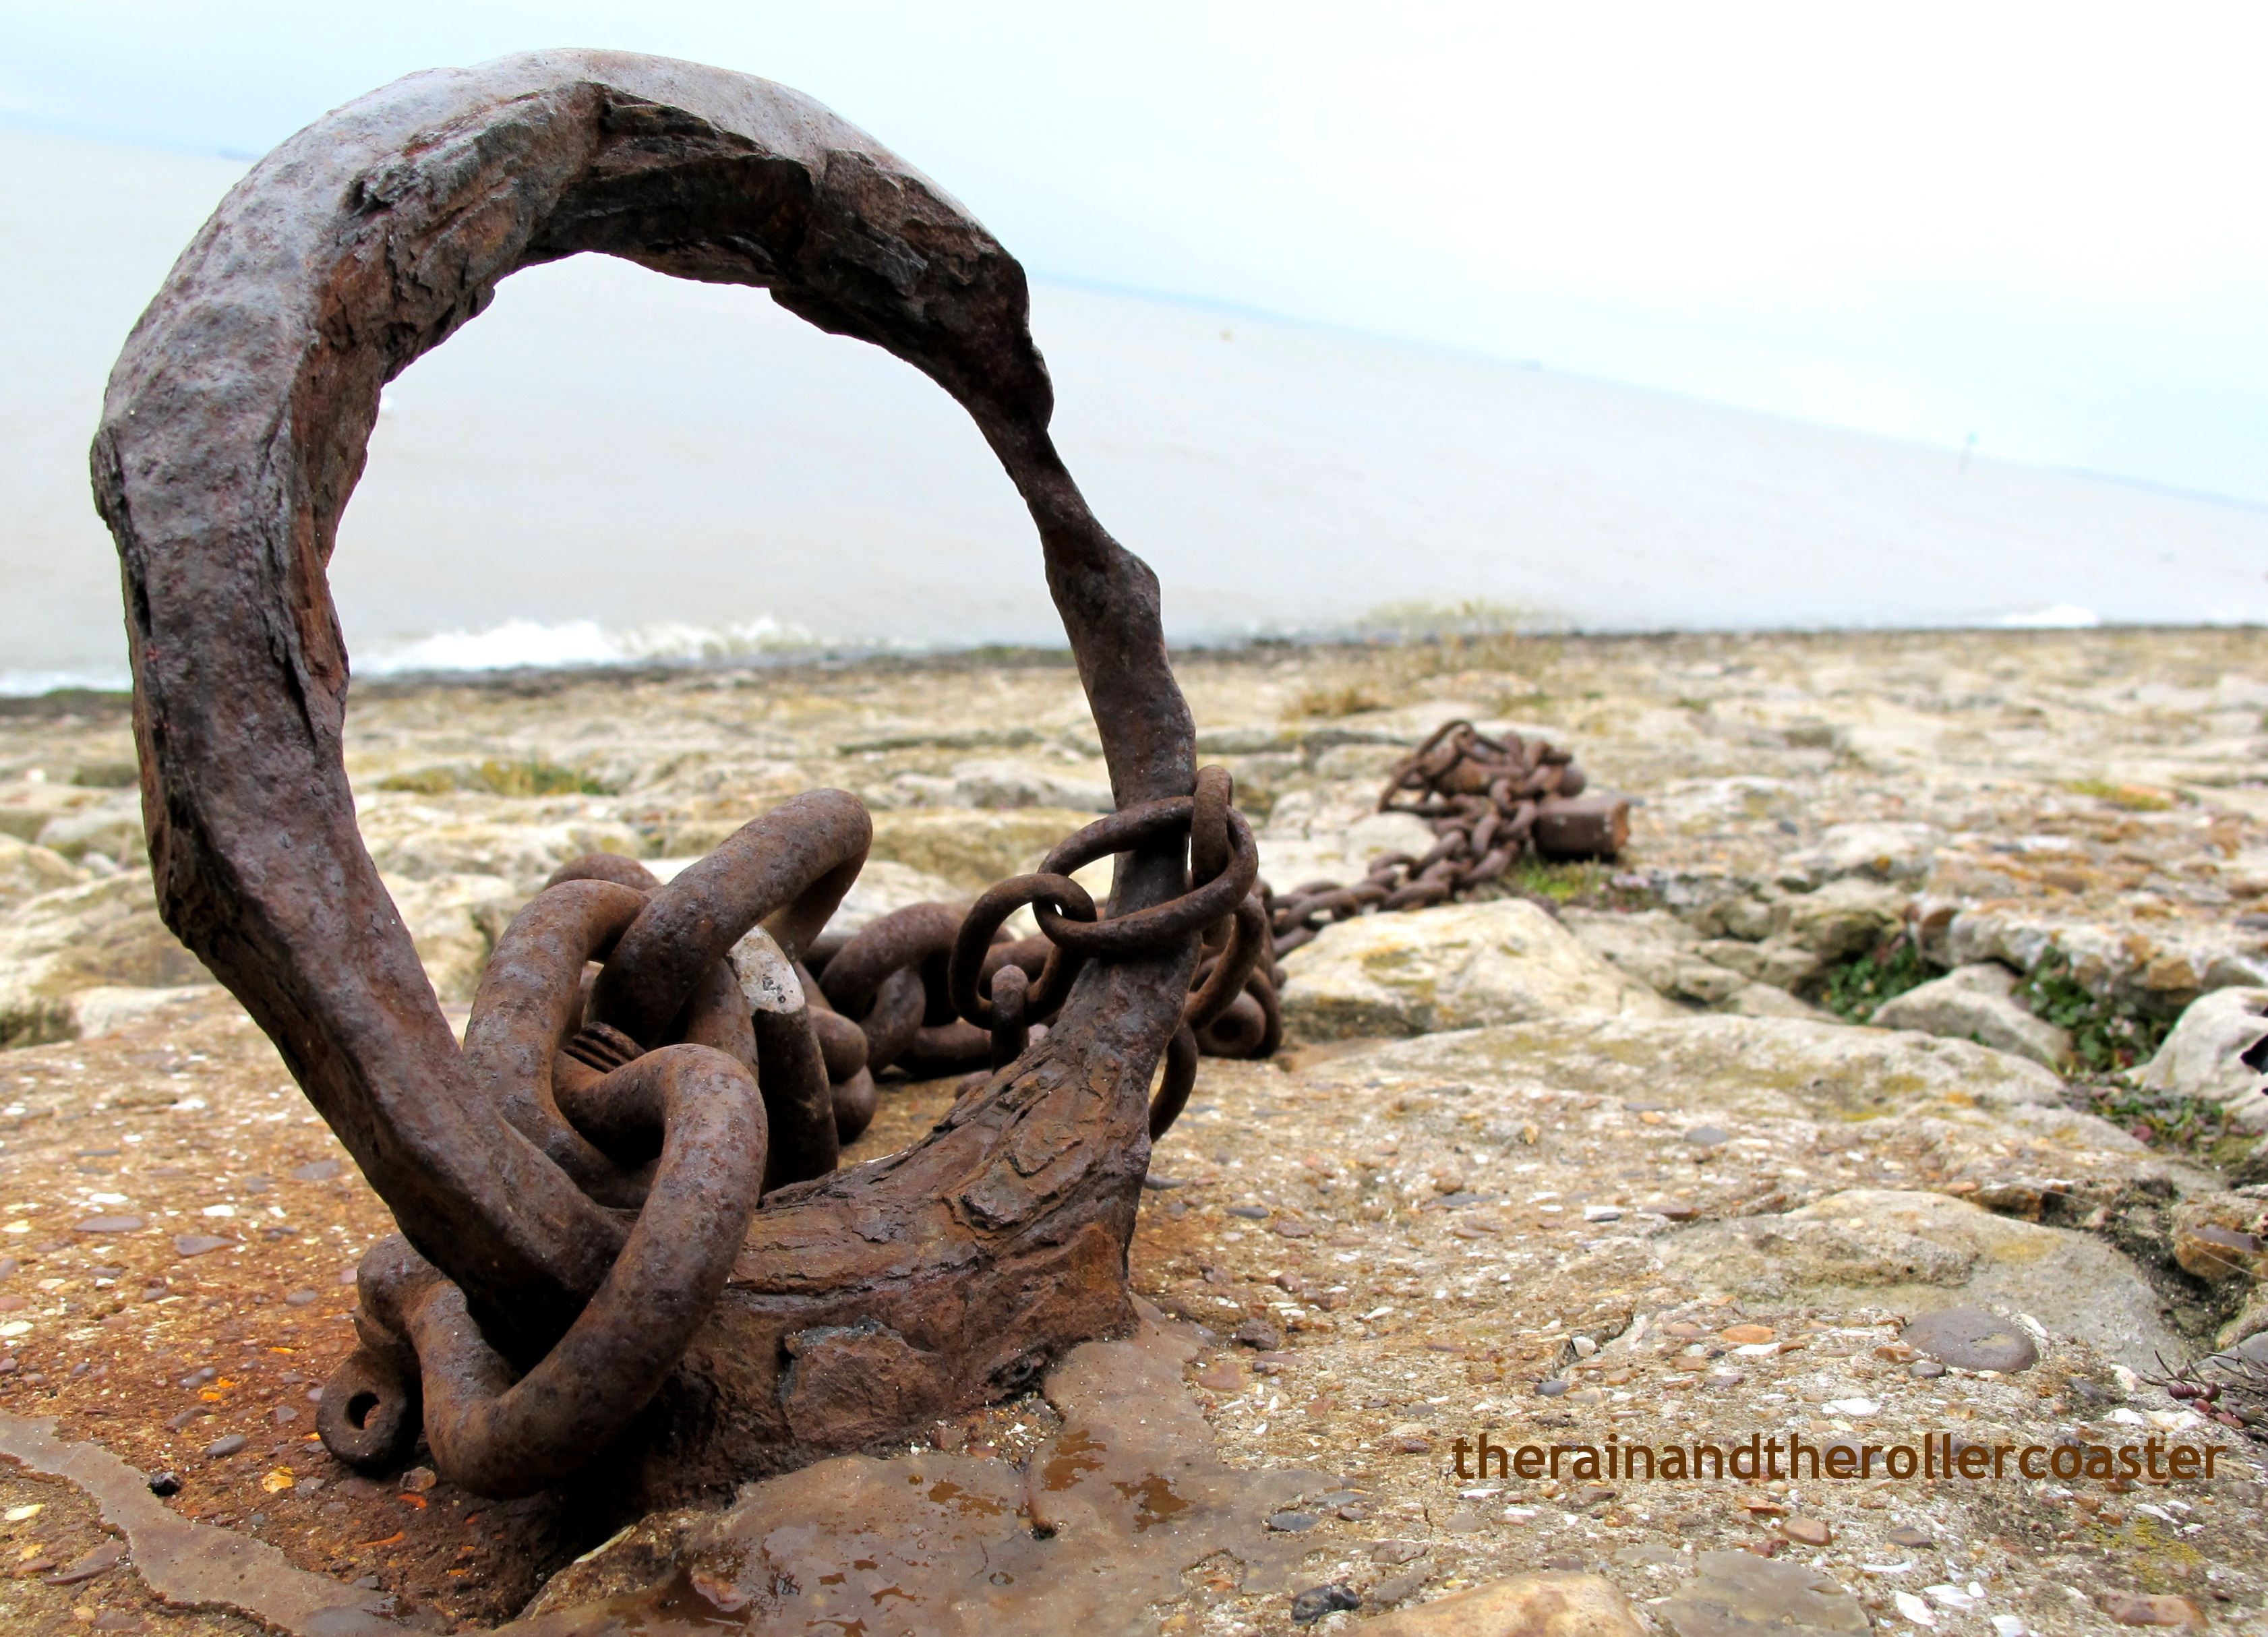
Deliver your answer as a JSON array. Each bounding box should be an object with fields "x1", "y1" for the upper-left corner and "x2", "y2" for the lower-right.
[{"x1": 7, "y1": 0, "x2": 2267, "y2": 507}]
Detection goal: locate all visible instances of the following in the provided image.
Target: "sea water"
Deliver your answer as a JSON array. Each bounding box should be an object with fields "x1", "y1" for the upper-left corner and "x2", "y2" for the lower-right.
[{"x1": 5, "y1": 124, "x2": 2263, "y2": 695}]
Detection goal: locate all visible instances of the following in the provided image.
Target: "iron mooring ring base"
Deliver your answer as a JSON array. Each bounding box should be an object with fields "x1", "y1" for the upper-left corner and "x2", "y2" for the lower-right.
[{"x1": 94, "y1": 49, "x2": 1203, "y2": 1505}]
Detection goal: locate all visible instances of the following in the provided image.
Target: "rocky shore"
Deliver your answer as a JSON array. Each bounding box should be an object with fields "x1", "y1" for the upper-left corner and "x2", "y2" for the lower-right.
[{"x1": 0, "y1": 624, "x2": 2263, "y2": 1635}]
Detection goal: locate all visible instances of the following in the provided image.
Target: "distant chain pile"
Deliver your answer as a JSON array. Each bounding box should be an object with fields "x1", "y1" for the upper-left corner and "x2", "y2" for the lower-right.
[{"x1": 1263, "y1": 719, "x2": 1630, "y2": 959}]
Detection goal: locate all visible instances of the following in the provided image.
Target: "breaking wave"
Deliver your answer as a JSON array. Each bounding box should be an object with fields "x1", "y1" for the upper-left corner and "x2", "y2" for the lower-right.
[{"x1": 353, "y1": 616, "x2": 843, "y2": 676}]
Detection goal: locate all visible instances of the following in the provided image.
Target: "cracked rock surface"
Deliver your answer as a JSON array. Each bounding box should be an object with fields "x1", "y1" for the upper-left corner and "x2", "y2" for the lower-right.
[{"x1": 0, "y1": 626, "x2": 2264, "y2": 1632}]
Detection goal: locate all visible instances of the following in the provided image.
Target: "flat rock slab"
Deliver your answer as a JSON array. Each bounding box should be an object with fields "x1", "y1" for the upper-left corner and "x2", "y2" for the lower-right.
[
  {"x1": 1280, "y1": 901, "x2": 1675, "y2": 1040},
  {"x1": 1357, "y1": 1571, "x2": 1646, "y2": 1636},
  {"x1": 1311, "y1": 1011, "x2": 2068, "y2": 1124},
  {"x1": 504, "y1": 1316, "x2": 1330, "y2": 1636},
  {"x1": 1658, "y1": 1189, "x2": 2182, "y2": 1371},
  {"x1": 1659, "y1": 1550, "x2": 1872, "y2": 1636}
]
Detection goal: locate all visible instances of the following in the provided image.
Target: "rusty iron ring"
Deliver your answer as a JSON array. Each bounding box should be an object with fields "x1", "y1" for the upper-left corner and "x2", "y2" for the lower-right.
[{"x1": 97, "y1": 48, "x2": 1203, "y2": 1500}]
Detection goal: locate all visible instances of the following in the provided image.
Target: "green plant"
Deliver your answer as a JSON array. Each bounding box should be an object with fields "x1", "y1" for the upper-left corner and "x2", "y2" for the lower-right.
[
  {"x1": 2013, "y1": 950, "x2": 2170, "y2": 1073},
  {"x1": 1508, "y1": 858, "x2": 1613, "y2": 905},
  {"x1": 2075, "y1": 1084, "x2": 2234, "y2": 1158},
  {"x1": 378, "y1": 760, "x2": 608, "y2": 797},
  {"x1": 1818, "y1": 936, "x2": 1936, "y2": 1023},
  {"x1": 2062, "y1": 777, "x2": 2176, "y2": 812},
  {"x1": 475, "y1": 758, "x2": 608, "y2": 797},
  {"x1": 1287, "y1": 684, "x2": 1389, "y2": 720}
]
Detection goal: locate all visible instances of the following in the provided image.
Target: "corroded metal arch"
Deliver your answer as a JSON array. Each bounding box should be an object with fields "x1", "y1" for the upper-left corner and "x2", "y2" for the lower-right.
[{"x1": 92, "y1": 49, "x2": 1198, "y2": 1497}]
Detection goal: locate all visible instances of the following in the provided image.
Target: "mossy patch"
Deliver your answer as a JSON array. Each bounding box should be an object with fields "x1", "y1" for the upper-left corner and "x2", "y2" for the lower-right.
[
  {"x1": 2062, "y1": 777, "x2": 2177, "y2": 812},
  {"x1": 380, "y1": 759, "x2": 609, "y2": 797}
]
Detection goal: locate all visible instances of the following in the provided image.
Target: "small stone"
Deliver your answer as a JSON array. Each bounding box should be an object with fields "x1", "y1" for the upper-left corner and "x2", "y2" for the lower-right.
[
  {"x1": 1289, "y1": 1582, "x2": 1361, "y2": 1625},
  {"x1": 1226, "y1": 1206, "x2": 1270, "y2": 1220},
  {"x1": 1903, "y1": 1307, "x2": 2037, "y2": 1373},
  {"x1": 1232, "y1": 1318, "x2": 1284, "y2": 1350},
  {"x1": 1536, "y1": 1378, "x2": 1572, "y2": 1397},
  {"x1": 290, "y1": 1160, "x2": 342, "y2": 1183},
  {"x1": 73, "y1": 1216, "x2": 144, "y2": 1235},
  {"x1": 1268, "y1": 1510, "x2": 1320, "y2": 1532},
  {"x1": 146, "y1": 1470, "x2": 181, "y2": 1497},
  {"x1": 1373, "y1": 1539, "x2": 1427, "y2": 1565},
  {"x1": 1780, "y1": 1516, "x2": 1832, "y2": 1545},
  {"x1": 1887, "y1": 1524, "x2": 1934, "y2": 1548},
  {"x1": 1615, "y1": 1543, "x2": 1683, "y2": 1567},
  {"x1": 203, "y1": 1433, "x2": 246, "y2": 1458},
  {"x1": 43, "y1": 1541, "x2": 124, "y2": 1584},
  {"x1": 1273, "y1": 1218, "x2": 1313, "y2": 1238},
  {"x1": 1721, "y1": 1324, "x2": 1774, "y2": 1344},
  {"x1": 2099, "y1": 1591, "x2": 2205, "y2": 1628},
  {"x1": 1685, "y1": 1126, "x2": 1732, "y2": 1147},
  {"x1": 1193, "y1": 1359, "x2": 1246, "y2": 1392},
  {"x1": 283, "y1": 1288, "x2": 319, "y2": 1306},
  {"x1": 400, "y1": 1465, "x2": 438, "y2": 1493},
  {"x1": 173, "y1": 1234, "x2": 235, "y2": 1258},
  {"x1": 1440, "y1": 1508, "x2": 1486, "y2": 1533}
]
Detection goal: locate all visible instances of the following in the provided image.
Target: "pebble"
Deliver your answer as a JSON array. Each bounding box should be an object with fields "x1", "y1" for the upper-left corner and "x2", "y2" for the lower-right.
[
  {"x1": 1685, "y1": 1126, "x2": 1731, "y2": 1147},
  {"x1": 1886, "y1": 1524, "x2": 1933, "y2": 1549},
  {"x1": 1902, "y1": 1307, "x2": 2037, "y2": 1373},
  {"x1": 2098, "y1": 1592, "x2": 2205, "y2": 1628},
  {"x1": 1225, "y1": 1206, "x2": 1269, "y2": 1220},
  {"x1": 1536, "y1": 1379, "x2": 1572, "y2": 1397},
  {"x1": 1721, "y1": 1324, "x2": 1774, "y2": 1344},
  {"x1": 173, "y1": 1234, "x2": 235, "y2": 1258},
  {"x1": 44, "y1": 1541, "x2": 124, "y2": 1584},
  {"x1": 1267, "y1": 1510, "x2": 1319, "y2": 1531},
  {"x1": 203, "y1": 1433, "x2": 247, "y2": 1458},
  {"x1": 400, "y1": 1465, "x2": 438, "y2": 1493},
  {"x1": 289, "y1": 1160, "x2": 342, "y2": 1182},
  {"x1": 1373, "y1": 1539, "x2": 1427, "y2": 1565},
  {"x1": 1779, "y1": 1517, "x2": 1832, "y2": 1545},
  {"x1": 283, "y1": 1288, "x2": 319, "y2": 1306},
  {"x1": 1289, "y1": 1583, "x2": 1360, "y2": 1624},
  {"x1": 1232, "y1": 1318, "x2": 1283, "y2": 1350},
  {"x1": 72, "y1": 1216, "x2": 143, "y2": 1234},
  {"x1": 145, "y1": 1471, "x2": 181, "y2": 1497}
]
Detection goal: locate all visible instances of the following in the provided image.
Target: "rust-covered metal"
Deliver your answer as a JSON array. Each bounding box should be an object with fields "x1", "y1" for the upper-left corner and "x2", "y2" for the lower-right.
[
  {"x1": 1267, "y1": 718, "x2": 1628, "y2": 957},
  {"x1": 92, "y1": 49, "x2": 1226, "y2": 1504}
]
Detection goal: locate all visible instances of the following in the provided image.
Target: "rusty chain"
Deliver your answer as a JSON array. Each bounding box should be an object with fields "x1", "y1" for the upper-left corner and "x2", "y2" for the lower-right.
[
  {"x1": 320, "y1": 773, "x2": 1259, "y2": 1485},
  {"x1": 1265, "y1": 719, "x2": 1629, "y2": 959}
]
